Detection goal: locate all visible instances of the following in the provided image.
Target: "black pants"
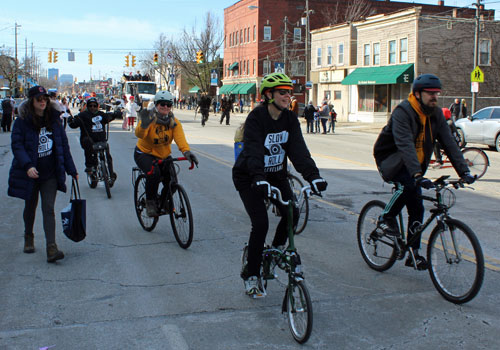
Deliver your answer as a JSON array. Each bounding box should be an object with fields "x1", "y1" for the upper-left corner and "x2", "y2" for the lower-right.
[
  {"x1": 134, "y1": 148, "x2": 170, "y2": 200},
  {"x1": 24, "y1": 177, "x2": 58, "y2": 245},
  {"x1": 83, "y1": 143, "x2": 114, "y2": 175},
  {"x1": 239, "y1": 179, "x2": 298, "y2": 278},
  {"x1": 1, "y1": 112, "x2": 12, "y2": 132},
  {"x1": 382, "y1": 167, "x2": 424, "y2": 250},
  {"x1": 220, "y1": 111, "x2": 230, "y2": 125},
  {"x1": 306, "y1": 120, "x2": 314, "y2": 133},
  {"x1": 320, "y1": 118, "x2": 328, "y2": 133}
]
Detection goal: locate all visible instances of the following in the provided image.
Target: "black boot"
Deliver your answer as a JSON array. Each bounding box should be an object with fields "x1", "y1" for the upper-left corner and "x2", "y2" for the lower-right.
[
  {"x1": 47, "y1": 243, "x2": 64, "y2": 263},
  {"x1": 24, "y1": 234, "x2": 35, "y2": 254}
]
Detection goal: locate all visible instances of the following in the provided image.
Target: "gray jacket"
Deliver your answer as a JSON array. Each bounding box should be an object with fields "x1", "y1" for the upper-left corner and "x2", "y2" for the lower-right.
[{"x1": 373, "y1": 100, "x2": 468, "y2": 181}]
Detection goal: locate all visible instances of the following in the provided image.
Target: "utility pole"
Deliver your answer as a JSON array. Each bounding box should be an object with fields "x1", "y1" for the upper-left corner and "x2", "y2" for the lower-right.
[
  {"x1": 283, "y1": 16, "x2": 288, "y2": 74},
  {"x1": 472, "y1": 0, "x2": 481, "y2": 114},
  {"x1": 14, "y1": 22, "x2": 21, "y2": 97},
  {"x1": 304, "y1": 0, "x2": 311, "y2": 103}
]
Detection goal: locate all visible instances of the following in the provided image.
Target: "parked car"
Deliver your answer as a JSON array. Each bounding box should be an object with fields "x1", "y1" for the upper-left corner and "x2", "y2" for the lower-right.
[{"x1": 455, "y1": 106, "x2": 500, "y2": 152}]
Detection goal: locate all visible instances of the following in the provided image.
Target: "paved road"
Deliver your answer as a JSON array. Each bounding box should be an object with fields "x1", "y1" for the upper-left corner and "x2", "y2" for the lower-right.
[{"x1": 0, "y1": 109, "x2": 499, "y2": 349}]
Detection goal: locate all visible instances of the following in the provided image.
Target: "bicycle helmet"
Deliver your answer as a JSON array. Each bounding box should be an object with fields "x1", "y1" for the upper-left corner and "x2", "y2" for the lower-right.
[
  {"x1": 260, "y1": 72, "x2": 293, "y2": 95},
  {"x1": 154, "y1": 90, "x2": 174, "y2": 104},
  {"x1": 87, "y1": 97, "x2": 99, "y2": 106},
  {"x1": 412, "y1": 74, "x2": 441, "y2": 93}
]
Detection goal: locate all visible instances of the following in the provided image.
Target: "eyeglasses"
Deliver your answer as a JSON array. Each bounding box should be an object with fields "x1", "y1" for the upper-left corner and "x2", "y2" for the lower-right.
[
  {"x1": 276, "y1": 89, "x2": 292, "y2": 96},
  {"x1": 158, "y1": 101, "x2": 173, "y2": 107},
  {"x1": 422, "y1": 90, "x2": 441, "y2": 97},
  {"x1": 35, "y1": 96, "x2": 49, "y2": 102}
]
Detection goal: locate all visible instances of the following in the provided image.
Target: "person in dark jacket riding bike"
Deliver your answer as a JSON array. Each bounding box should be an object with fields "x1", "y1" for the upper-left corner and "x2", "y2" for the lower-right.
[{"x1": 373, "y1": 74, "x2": 475, "y2": 270}]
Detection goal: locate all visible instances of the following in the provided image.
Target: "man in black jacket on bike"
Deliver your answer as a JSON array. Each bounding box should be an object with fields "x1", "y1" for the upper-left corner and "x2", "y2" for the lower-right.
[
  {"x1": 68, "y1": 97, "x2": 121, "y2": 182},
  {"x1": 373, "y1": 74, "x2": 475, "y2": 270}
]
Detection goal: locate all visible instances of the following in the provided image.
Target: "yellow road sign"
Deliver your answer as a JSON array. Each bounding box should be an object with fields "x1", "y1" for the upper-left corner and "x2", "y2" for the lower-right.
[{"x1": 471, "y1": 66, "x2": 484, "y2": 83}]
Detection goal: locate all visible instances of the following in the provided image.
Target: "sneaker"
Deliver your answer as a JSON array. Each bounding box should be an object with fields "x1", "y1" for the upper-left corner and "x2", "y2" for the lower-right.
[
  {"x1": 145, "y1": 200, "x2": 159, "y2": 217},
  {"x1": 46, "y1": 243, "x2": 64, "y2": 263},
  {"x1": 244, "y1": 276, "x2": 265, "y2": 297},
  {"x1": 378, "y1": 216, "x2": 400, "y2": 237},
  {"x1": 405, "y1": 251, "x2": 428, "y2": 271}
]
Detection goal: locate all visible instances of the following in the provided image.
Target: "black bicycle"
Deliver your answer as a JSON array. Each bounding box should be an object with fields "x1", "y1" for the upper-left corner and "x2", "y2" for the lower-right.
[
  {"x1": 357, "y1": 175, "x2": 484, "y2": 304},
  {"x1": 242, "y1": 185, "x2": 319, "y2": 343},
  {"x1": 86, "y1": 141, "x2": 113, "y2": 199},
  {"x1": 132, "y1": 156, "x2": 195, "y2": 249}
]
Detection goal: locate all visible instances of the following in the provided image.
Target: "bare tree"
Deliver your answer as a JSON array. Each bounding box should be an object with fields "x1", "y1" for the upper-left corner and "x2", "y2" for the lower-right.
[
  {"x1": 0, "y1": 50, "x2": 18, "y2": 93},
  {"x1": 322, "y1": 0, "x2": 375, "y2": 26}
]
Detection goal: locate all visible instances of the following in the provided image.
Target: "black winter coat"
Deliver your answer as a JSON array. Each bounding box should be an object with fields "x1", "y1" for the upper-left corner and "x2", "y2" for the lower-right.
[{"x1": 68, "y1": 109, "x2": 118, "y2": 146}]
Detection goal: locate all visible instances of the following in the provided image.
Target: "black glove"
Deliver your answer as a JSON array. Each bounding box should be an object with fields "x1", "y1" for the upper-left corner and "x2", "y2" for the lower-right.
[
  {"x1": 461, "y1": 172, "x2": 476, "y2": 185},
  {"x1": 415, "y1": 175, "x2": 435, "y2": 189},
  {"x1": 310, "y1": 178, "x2": 328, "y2": 193},
  {"x1": 183, "y1": 151, "x2": 199, "y2": 166},
  {"x1": 253, "y1": 180, "x2": 271, "y2": 198}
]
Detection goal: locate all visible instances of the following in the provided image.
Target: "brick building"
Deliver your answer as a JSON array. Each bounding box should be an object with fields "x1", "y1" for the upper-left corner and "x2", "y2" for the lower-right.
[
  {"x1": 222, "y1": 0, "x2": 485, "y2": 108},
  {"x1": 311, "y1": 7, "x2": 499, "y2": 123}
]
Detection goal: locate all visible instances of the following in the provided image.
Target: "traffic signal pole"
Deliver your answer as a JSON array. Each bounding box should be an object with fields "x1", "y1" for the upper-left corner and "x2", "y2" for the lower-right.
[{"x1": 471, "y1": 0, "x2": 481, "y2": 114}]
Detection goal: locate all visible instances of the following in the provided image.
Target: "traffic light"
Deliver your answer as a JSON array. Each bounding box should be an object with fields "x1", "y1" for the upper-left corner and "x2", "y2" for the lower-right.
[
  {"x1": 196, "y1": 50, "x2": 204, "y2": 64},
  {"x1": 53, "y1": 51, "x2": 58, "y2": 63},
  {"x1": 48, "y1": 51, "x2": 52, "y2": 63},
  {"x1": 125, "y1": 55, "x2": 130, "y2": 67},
  {"x1": 154, "y1": 53, "x2": 159, "y2": 65},
  {"x1": 88, "y1": 51, "x2": 93, "y2": 65},
  {"x1": 131, "y1": 55, "x2": 136, "y2": 67}
]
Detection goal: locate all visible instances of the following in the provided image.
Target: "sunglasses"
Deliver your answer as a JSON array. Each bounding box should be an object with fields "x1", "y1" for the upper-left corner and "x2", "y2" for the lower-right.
[
  {"x1": 35, "y1": 96, "x2": 49, "y2": 102},
  {"x1": 158, "y1": 101, "x2": 173, "y2": 107},
  {"x1": 87, "y1": 104, "x2": 98, "y2": 108},
  {"x1": 276, "y1": 89, "x2": 292, "y2": 96}
]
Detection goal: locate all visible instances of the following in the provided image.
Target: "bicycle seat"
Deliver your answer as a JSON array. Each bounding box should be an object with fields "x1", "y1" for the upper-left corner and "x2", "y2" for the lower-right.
[{"x1": 92, "y1": 142, "x2": 108, "y2": 151}]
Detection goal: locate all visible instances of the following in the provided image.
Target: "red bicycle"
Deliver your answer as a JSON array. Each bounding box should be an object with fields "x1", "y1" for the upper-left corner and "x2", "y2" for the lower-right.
[{"x1": 429, "y1": 147, "x2": 489, "y2": 179}]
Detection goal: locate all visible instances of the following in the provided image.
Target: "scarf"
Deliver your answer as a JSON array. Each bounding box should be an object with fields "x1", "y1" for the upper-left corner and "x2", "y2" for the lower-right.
[{"x1": 408, "y1": 93, "x2": 432, "y2": 165}]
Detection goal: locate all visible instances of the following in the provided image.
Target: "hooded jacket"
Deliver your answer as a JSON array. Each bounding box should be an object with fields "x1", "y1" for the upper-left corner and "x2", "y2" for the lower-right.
[
  {"x1": 68, "y1": 108, "x2": 118, "y2": 145},
  {"x1": 373, "y1": 99, "x2": 468, "y2": 181},
  {"x1": 8, "y1": 100, "x2": 77, "y2": 200}
]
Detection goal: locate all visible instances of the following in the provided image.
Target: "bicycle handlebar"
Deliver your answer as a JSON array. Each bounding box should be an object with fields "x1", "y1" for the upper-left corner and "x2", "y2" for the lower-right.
[
  {"x1": 147, "y1": 156, "x2": 195, "y2": 175},
  {"x1": 269, "y1": 185, "x2": 317, "y2": 206}
]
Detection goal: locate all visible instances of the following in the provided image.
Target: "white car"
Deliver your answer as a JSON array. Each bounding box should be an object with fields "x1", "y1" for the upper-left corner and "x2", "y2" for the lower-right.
[{"x1": 455, "y1": 106, "x2": 500, "y2": 152}]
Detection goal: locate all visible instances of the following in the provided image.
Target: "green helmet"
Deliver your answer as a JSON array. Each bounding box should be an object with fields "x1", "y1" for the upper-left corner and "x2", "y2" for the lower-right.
[{"x1": 260, "y1": 72, "x2": 293, "y2": 95}]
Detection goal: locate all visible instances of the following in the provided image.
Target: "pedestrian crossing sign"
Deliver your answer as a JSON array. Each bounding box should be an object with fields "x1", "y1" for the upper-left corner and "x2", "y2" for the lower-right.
[{"x1": 471, "y1": 66, "x2": 484, "y2": 83}]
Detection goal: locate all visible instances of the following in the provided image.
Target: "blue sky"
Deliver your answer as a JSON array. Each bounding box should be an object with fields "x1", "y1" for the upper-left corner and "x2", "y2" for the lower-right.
[{"x1": 1, "y1": 0, "x2": 498, "y2": 84}]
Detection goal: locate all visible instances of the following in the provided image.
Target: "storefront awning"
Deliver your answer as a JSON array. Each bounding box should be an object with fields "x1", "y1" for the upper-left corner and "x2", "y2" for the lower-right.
[
  {"x1": 233, "y1": 83, "x2": 256, "y2": 95},
  {"x1": 188, "y1": 86, "x2": 200, "y2": 93},
  {"x1": 219, "y1": 84, "x2": 237, "y2": 94},
  {"x1": 229, "y1": 62, "x2": 239, "y2": 70},
  {"x1": 341, "y1": 63, "x2": 414, "y2": 85}
]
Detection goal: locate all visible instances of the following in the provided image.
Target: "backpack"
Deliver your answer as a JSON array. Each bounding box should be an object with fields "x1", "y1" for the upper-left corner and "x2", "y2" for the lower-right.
[
  {"x1": 330, "y1": 110, "x2": 337, "y2": 120},
  {"x1": 234, "y1": 122, "x2": 245, "y2": 161}
]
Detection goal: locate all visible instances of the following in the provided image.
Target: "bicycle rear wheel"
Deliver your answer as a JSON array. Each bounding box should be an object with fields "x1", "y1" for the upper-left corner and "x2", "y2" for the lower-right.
[
  {"x1": 86, "y1": 171, "x2": 98, "y2": 189},
  {"x1": 427, "y1": 218, "x2": 484, "y2": 304},
  {"x1": 288, "y1": 174, "x2": 309, "y2": 234},
  {"x1": 357, "y1": 200, "x2": 397, "y2": 271},
  {"x1": 169, "y1": 184, "x2": 194, "y2": 249},
  {"x1": 134, "y1": 174, "x2": 158, "y2": 231},
  {"x1": 461, "y1": 147, "x2": 488, "y2": 179},
  {"x1": 285, "y1": 280, "x2": 313, "y2": 344},
  {"x1": 101, "y1": 158, "x2": 112, "y2": 199}
]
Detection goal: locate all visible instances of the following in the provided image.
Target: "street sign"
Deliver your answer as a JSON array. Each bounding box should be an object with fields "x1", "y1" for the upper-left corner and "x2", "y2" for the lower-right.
[
  {"x1": 210, "y1": 69, "x2": 218, "y2": 86},
  {"x1": 305, "y1": 81, "x2": 312, "y2": 89},
  {"x1": 166, "y1": 53, "x2": 174, "y2": 64},
  {"x1": 471, "y1": 66, "x2": 484, "y2": 83},
  {"x1": 274, "y1": 62, "x2": 284, "y2": 73},
  {"x1": 471, "y1": 82, "x2": 479, "y2": 93}
]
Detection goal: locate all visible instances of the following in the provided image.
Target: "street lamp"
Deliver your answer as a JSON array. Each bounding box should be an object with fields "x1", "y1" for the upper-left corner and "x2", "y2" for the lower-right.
[{"x1": 301, "y1": 0, "x2": 313, "y2": 102}]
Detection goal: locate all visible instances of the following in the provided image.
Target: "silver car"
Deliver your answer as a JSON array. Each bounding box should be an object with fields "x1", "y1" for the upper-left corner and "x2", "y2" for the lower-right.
[{"x1": 455, "y1": 106, "x2": 500, "y2": 152}]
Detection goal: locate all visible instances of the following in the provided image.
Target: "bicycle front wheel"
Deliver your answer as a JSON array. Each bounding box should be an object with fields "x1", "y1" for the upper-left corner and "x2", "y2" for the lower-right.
[
  {"x1": 288, "y1": 174, "x2": 309, "y2": 234},
  {"x1": 101, "y1": 158, "x2": 112, "y2": 199},
  {"x1": 286, "y1": 280, "x2": 313, "y2": 344},
  {"x1": 134, "y1": 174, "x2": 158, "y2": 232},
  {"x1": 169, "y1": 184, "x2": 194, "y2": 249},
  {"x1": 427, "y1": 218, "x2": 484, "y2": 304},
  {"x1": 357, "y1": 200, "x2": 397, "y2": 271},
  {"x1": 461, "y1": 147, "x2": 488, "y2": 179}
]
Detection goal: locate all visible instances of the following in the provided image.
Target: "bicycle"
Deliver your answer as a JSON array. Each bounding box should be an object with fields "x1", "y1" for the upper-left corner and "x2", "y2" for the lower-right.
[
  {"x1": 86, "y1": 141, "x2": 113, "y2": 199},
  {"x1": 132, "y1": 156, "x2": 195, "y2": 249},
  {"x1": 357, "y1": 175, "x2": 484, "y2": 304},
  {"x1": 241, "y1": 185, "x2": 319, "y2": 344},
  {"x1": 429, "y1": 147, "x2": 489, "y2": 179},
  {"x1": 266, "y1": 172, "x2": 310, "y2": 235}
]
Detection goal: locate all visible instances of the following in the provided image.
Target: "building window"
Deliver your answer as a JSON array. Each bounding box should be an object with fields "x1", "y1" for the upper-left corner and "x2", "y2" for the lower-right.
[
  {"x1": 247, "y1": 27, "x2": 250, "y2": 42},
  {"x1": 358, "y1": 85, "x2": 374, "y2": 112},
  {"x1": 244, "y1": 28, "x2": 247, "y2": 43},
  {"x1": 327, "y1": 46, "x2": 333, "y2": 65},
  {"x1": 264, "y1": 26, "x2": 271, "y2": 40},
  {"x1": 373, "y1": 42, "x2": 380, "y2": 65},
  {"x1": 374, "y1": 85, "x2": 388, "y2": 112},
  {"x1": 334, "y1": 91, "x2": 342, "y2": 100},
  {"x1": 317, "y1": 47, "x2": 322, "y2": 67},
  {"x1": 324, "y1": 90, "x2": 331, "y2": 102},
  {"x1": 235, "y1": 31, "x2": 238, "y2": 45},
  {"x1": 294, "y1": 28, "x2": 301, "y2": 42},
  {"x1": 400, "y1": 38, "x2": 408, "y2": 63},
  {"x1": 240, "y1": 29, "x2": 243, "y2": 45},
  {"x1": 243, "y1": 61, "x2": 246, "y2": 75},
  {"x1": 290, "y1": 61, "x2": 305, "y2": 76},
  {"x1": 388, "y1": 40, "x2": 396, "y2": 64},
  {"x1": 263, "y1": 59, "x2": 271, "y2": 75},
  {"x1": 479, "y1": 39, "x2": 491, "y2": 65},
  {"x1": 338, "y1": 43, "x2": 344, "y2": 65},
  {"x1": 253, "y1": 59, "x2": 256, "y2": 75},
  {"x1": 247, "y1": 60, "x2": 250, "y2": 74},
  {"x1": 253, "y1": 25, "x2": 256, "y2": 41},
  {"x1": 363, "y1": 44, "x2": 370, "y2": 66}
]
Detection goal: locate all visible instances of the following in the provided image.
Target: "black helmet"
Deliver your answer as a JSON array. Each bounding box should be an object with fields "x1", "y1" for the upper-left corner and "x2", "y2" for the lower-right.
[
  {"x1": 412, "y1": 74, "x2": 441, "y2": 93},
  {"x1": 87, "y1": 97, "x2": 99, "y2": 105}
]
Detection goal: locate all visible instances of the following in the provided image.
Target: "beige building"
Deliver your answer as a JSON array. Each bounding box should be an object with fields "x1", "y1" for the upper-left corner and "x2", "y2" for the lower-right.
[{"x1": 311, "y1": 7, "x2": 500, "y2": 122}]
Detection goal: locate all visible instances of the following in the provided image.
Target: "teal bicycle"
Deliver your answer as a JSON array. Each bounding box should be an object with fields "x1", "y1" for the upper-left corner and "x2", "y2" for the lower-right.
[{"x1": 241, "y1": 185, "x2": 318, "y2": 344}]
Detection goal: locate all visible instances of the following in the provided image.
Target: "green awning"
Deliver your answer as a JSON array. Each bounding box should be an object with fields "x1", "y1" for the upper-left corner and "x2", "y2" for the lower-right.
[
  {"x1": 341, "y1": 63, "x2": 414, "y2": 85},
  {"x1": 229, "y1": 62, "x2": 239, "y2": 70},
  {"x1": 219, "y1": 84, "x2": 237, "y2": 94},
  {"x1": 234, "y1": 83, "x2": 256, "y2": 95},
  {"x1": 188, "y1": 86, "x2": 200, "y2": 93}
]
